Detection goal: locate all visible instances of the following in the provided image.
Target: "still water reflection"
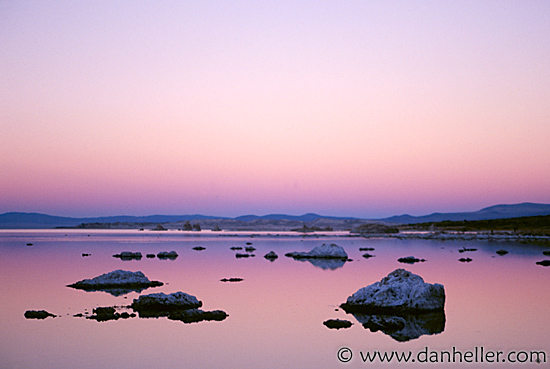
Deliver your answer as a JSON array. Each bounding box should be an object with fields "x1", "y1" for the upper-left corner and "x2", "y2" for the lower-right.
[{"x1": 0, "y1": 230, "x2": 549, "y2": 368}]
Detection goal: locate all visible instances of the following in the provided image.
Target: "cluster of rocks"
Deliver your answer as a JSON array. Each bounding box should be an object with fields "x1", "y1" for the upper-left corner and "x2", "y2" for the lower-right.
[
  {"x1": 113, "y1": 251, "x2": 178, "y2": 260},
  {"x1": 351, "y1": 223, "x2": 399, "y2": 234},
  {"x1": 182, "y1": 221, "x2": 202, "y2": 231}
]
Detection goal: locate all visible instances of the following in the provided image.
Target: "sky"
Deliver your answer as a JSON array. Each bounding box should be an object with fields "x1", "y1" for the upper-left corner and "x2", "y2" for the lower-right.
[{"x1": 1, "y1": 1, "x2": 549, "y2": 219}]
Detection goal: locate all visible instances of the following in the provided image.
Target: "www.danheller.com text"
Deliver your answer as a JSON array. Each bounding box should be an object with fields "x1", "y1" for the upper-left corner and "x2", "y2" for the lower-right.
[{"x1": 337, "y1": 346, "x2": 547, "y2": 364}]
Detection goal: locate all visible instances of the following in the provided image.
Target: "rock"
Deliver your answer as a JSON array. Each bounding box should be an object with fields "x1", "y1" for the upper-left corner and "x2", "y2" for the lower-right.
[
  {"x1": 230, "y1": 246, "x2": 243, "y2": 250},
  {"x1": 246, "y1": 242, "x2": 253, "y2": 245},
  {"x1": 264, "y1": 251, "x2": 278, "y2": 260},
  {"x1": 458, "y1": 247, "x2": 477, "y2": 253},
  {"x1": 245, "y1": 246, "x2": 256, "y2": 252},
  {"x1": 192, "y1": 246, "x2": 206, "y2": 251},
  {"x1": 359, "y1": 247, "x2": 375, "y2": 251},
  {"x1": 113, "y1": 251, "x2": 142, "y2": 260},
  {"x1": 285, "y1": 243, "x2": 348, "y2": 260},
  {"x1": 220, "y1": 278, "x2": 243, "y2": 282},
  {"x1": 323, "y1": 319, "x2": 353, "y2": 329},
  {"x1": 212, "y1": 225, "x2": 222, "y2": 231},
  {"x1": 146, "y1": 254, "x2": 156, "y2": 258},
  {"x1": 397, "y1": 256, "x2": 425, "y2": 264},
  {"x1": 131, "y1": 292, "x2": 202, "y2": 312},
  {"x1": 67, "y1": 269, "x2": 163, "y2": 295},
  {"x1": 24, "y1": 310, "x2": 56, "y2": 319},
  {"x1": 362, "y1": 253, "x2": 375, "y2": 259},
  {"x1": 82, "y1": 253, "x2": 91, "y2": 257},
  {"x1": 157, "y1": 251, "x2": 178, "y2": 260},
  {"x1": 192, "y1": 223, "x2": 201, "y2": 231},
  {"x1": 351, "y1": 223, "x2": 399, "y2": 234},
  {"x1": 340, "y1": 269, "x2": 445, "y2": 314},
  {"x1": 26, "y1": 243, "x2": 33, "y2": 246},
  {"x1": 183, "y1": 221, "x2": 193, "y2": 231},
  {"x1": 458, "y1": 257, "x2": 472, "y2": 262},
  {"x1": 543, "y1": 250, "x2": 550, "y2": 256},
  {"x1": 89, "y1": 307, "x2": 120, "y2": 322},
  {"x1": 167, "y1": 309, "x2": 228, "y2": 323},
  {"x1": 496, "y1": 249, "x2": 508, "y2": 255},
  {"x1": 235, "y1": 253, "x2": 253, "y2": 258},
  {"x1": 291, "y1": 225, "x2": 333, "y2": 232},
  {"x1": 152, "y1": 224, "x2": 167, "y2": 231},
  {"x1": 536, "y1": 260, "x2": 550, "y2": 267}
]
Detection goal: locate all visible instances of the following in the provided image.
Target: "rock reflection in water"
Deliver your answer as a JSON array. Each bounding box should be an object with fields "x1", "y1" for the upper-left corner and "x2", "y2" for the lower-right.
[
  {"x1": 292, "y1": 258, "x2": 346, "y2": 270},
  {"x1": 349, "y1": 311, "x2": 446, "y2": 342}
]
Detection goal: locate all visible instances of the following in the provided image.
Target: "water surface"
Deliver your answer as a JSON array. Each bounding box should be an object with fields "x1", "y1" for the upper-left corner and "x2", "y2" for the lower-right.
[{"x1": 1, "y1": 230, "x2": 548, "y2": 368}]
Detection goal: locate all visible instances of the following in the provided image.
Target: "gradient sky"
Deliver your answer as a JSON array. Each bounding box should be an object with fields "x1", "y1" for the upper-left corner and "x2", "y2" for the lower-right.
[{"x1": 1, "y1": 1, "x2": 549, "y2": 218}]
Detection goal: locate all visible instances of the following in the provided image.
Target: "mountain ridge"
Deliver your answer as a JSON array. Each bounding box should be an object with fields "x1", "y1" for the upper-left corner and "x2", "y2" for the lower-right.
[{"x1": 1, "y1": 202, "x2": 549, "y2": 229}]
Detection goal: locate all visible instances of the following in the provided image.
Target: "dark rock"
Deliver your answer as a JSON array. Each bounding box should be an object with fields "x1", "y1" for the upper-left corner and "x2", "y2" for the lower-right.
[
  {"x1": 235, "y1": 253, "x2": 252, "y2": 258},
  {"x1": 157, "y1": 251, "x2": 178, "y2": 260},
  {"x1": 26, "y1": 243, "x2": 33, "y2": 246},
  {"x1": 397, "y1": 256, "x2": 425, "y2": 264},
  {"x1": 131, "y1": 292, "x2": 202, "y2": 312},
  {"x1": 536, "y1": 260, "x2": 550, "y2": 267},
  {"x1": 212, "y1": 225, "x2": 222, "y2": 231},
  {"x1": 113, "y1": 251, "x2": 142, "y2": 260},
  {"x1": 458, "y1": 247, "x2": 477, "y2": 253},
  {"x1": 459, "y1": 258, "x2": 472, "y2": 262},
  {"x1": 264, "y1": 251, "x2": 278, "y2": 260},
  {"x1": 359, "y1": 247, "x2": 375, "y2": 251},
  {"x1": 496, "y1": 249, "x2": 508, "y2": 255},
  {"x1": 89, "y1": 307, "x2": 121, "y2": 321},
  {"x1": 230, "y1": 246, "x2": 243, "y2": 250},
  {"x1": 245, "y1": 246, "x2": 256, "y2": 252},
  {"x1": 167, "y1": 309, "x2": 228, "y2": 323},
  {"x1": 362, "y1": 253, "x2": 375, "y2": 259},
  {"x1": 24, "y1": 310, "x2": 56, "y2": 319},
  {"x1": 543, "y1": 250, "x2": 550, "y2": 256},
  {"x1": 193, "y1": 246, "x2": 206, "y2": 251},
  {"x1": 67, "y1": 269, "x2": 163, "y2": 296},
  {"x1": 220, "y1": 278, "x2": 243, "y2": 282},
  {"x1": 323, "y1": 319, "x2": 353, "y2": 329},
  {"x1": 82, "y1": 253, "x2": 91, "y2": 257},
  {"x1": 152, "y1": 224, "x2": 167, "y2": 231},
  {"x1": 192, "y1": 223, "x2": 201, "y2": 231},
  {"x1": 146, "y1": 254, "x2": 156, "y2": 258}
]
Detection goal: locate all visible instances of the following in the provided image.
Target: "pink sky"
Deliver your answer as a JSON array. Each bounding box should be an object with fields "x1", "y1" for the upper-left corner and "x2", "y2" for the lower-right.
[{"x1": 1, "y1": 1, "x2": 549, "y2": 218}]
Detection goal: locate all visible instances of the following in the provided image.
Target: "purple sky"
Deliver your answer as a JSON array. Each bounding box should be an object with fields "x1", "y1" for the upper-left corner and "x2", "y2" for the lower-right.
[{"x1": 1, "y1": 1, "x2": 549, "y2": 218}]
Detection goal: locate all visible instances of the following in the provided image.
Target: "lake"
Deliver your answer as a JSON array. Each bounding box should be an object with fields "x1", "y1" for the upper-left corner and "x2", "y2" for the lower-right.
[{"x1": 1, "y1": 230, "x2": 548, "y2": 368}]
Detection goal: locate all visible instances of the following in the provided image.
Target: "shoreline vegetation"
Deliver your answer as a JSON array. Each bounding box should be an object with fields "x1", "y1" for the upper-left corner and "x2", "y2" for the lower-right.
[{"x1": 56, "y1": 214, "x2": 550, "y2": 240}]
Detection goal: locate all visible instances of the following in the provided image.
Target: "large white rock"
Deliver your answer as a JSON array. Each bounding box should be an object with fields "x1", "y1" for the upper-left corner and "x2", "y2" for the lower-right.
[
  {"x1": 341, "y1": 269, "x2": 445, "y2": 313},
  {"x1": 285, "y1": 243, "x2": 348, "y2": 260},
  {"x1": 68, "y1": 270, "x2": 163, "y2": 290}
]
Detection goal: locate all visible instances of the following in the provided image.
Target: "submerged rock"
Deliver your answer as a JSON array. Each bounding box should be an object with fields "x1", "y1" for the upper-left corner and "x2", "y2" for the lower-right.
[
  {"x1": 323, "y1": 319, "x2": 353, "y2": 329},
  {"x1": 67, "y1": 270, "x2": 163, "y2": 295},
  {"x1": 24, "y1": 310, "x2": 56, "y2": 319},
  {"x1": 341, "y1": 269, "x2": 445, "y2": 314},
  {"x1": 264, "y1": 251, "x2": 278, "y2": 260},
  {"x1": 285, "y1": 243, "x2": 348, "y2": 260},
  {"x1": 157, "y1": 251, "x2": 178, "y2": 260}
]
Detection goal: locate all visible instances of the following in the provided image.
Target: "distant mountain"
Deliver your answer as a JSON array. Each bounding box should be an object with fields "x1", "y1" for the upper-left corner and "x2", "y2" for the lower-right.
[
  {"x1": 1, "y1": 202, "x2": 549, "y2": 228},
  {"x1": 380, "y1": 202, "x2": 550, "y2": 224}
]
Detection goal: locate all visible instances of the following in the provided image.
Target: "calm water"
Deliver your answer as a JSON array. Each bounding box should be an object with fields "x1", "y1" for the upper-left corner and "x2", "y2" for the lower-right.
[{"x1": 1, "y1": 230, "x2": 549, "y2": 368}]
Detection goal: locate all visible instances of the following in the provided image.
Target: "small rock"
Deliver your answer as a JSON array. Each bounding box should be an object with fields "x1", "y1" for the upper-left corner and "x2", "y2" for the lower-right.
[
  {"x1": 359, "y1": 247, "x2": 375, "y2": 251},
  {"x1": 459, "y1": 258, "x2": 472, "y2": 263},
  {"x1": 113, "y1": 251, "x2": 142, "y2": 260},
  {"x1": 264, "y1": 251, "x2": 278, "y2": 260},
  {"x1": 230, "y1": 246, "x2": 243, "y2": 250},
  {"x1": 220, "y1": 278, "x2": 243, "y2": 282},
  {"x1": 24, "y1": 310, "x2": 56, "y2": 319},
  {"x1": 245, "y1": 246, "x2": 256, "y2": 252},
  {"x1": 362, "y1": 253, "x2": 375, "y2": 259},
  {"x1": 193, "y1": 246, "x2": 206, "y2": 251},
  {"x1": 495, "y1": 249, "x2": 508, "y2": 256},
  {"x1": 397, "y1": 256, "x2": 425, "y2": 264},
  {"x1": 323, "y1": 319, "x2": 353, "y2": 329},
  {"x1": 157, "y1": 251, "x2": 178, "y2": 260},
  {"x1": 543, "y1": 250, "x2": 550, "y2": 256},
  {"x1": 536, "y1": 260, "x2": 550, "y2": 267}
]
